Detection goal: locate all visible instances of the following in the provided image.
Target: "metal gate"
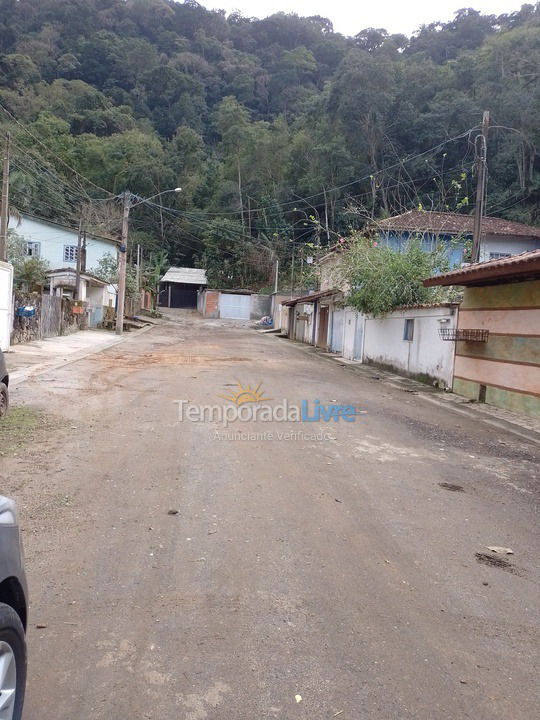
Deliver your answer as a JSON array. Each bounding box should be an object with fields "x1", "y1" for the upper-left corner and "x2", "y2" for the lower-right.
[
  {"x1": 343, "y1": 310, "x2": 364, "y2": 361},
  {"x1": 219, "y1": 293, "x2": 250, "y2": 320},
  {"x1": 330, "y1": 309, "x2": 344, "y2": 353},
  {"x1": 41, "y1": 295, "x2": 62, "y2": 338}
]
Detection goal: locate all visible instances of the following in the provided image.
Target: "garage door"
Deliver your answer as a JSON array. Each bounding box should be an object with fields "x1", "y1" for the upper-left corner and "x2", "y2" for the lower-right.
[{"x1": 219, "y1": 293, "x2": 251, "y2": 320}]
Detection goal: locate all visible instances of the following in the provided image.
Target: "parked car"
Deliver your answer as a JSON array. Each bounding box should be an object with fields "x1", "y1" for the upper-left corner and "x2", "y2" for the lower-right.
[
  {"x1": 0, "y1": 496, "x2": 28, "y2": 720},
  {"x1": 0, "y1": 350, "x2": 8, "y2": 418}
]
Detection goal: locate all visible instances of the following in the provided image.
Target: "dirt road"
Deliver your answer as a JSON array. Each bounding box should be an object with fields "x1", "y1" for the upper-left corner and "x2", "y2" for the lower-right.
[{"x1": 2, "y1": 314, "x2": 539, "y2": 719}]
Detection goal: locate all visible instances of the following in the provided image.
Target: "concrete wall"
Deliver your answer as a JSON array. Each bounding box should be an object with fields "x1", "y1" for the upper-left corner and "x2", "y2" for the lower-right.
[
  {"x1": 0, "y1": 261, "x2": 13, "y2": 351},
  {"x1": 453, "y1": 279, "x2": 540, "y2": 417},
  {"x1": 363, "y1": 306, "x2": 458, "y2": 388},
  {"x1": 12, "y1": 215, "x2": 118, "y2": 271},
  {"x1": 250, "y1": 294, "x2": 271, "y2": 320},
  {"x1": 319, "y1": 254, "x2": 343, "y2": 291}
]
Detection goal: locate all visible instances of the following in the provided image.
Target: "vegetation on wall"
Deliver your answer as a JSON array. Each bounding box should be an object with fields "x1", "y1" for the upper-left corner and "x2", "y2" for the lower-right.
[
  {"x1": 340, "y1": 237, "x2": 455, "y2": 316},
  {"x1": 1, "y1": 1, "x2": 540, "y2": 288}
]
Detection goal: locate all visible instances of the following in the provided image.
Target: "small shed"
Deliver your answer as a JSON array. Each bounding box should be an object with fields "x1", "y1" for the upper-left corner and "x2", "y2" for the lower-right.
[{"x1": 159, "y1": 267, "x2": 207, "y2": 308}]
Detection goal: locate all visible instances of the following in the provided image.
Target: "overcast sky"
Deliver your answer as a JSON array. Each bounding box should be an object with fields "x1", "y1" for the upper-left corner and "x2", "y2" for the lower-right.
[{"x1": 201, "y1": 0, "x2": 526, "y2": 36}]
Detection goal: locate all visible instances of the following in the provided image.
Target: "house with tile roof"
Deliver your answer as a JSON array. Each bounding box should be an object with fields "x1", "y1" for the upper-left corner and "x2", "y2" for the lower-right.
[{"x1": 376, "y1": 210, "x2": 540, "y2": 266}]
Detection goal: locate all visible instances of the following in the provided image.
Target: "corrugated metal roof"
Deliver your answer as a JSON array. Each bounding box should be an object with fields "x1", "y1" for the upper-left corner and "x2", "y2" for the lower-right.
[
  {"x1": 424, "y1": 249, "x2": 540, "y2": 287},
  {"x1": 160, "y1": 267, "x2": 207, "y2": 285},
  {"x1": 377, "y1": 210, "x2": 540, "y2": 239}
]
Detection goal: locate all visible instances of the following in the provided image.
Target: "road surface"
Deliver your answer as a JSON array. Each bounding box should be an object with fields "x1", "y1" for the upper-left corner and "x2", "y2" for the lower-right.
[{"x1": 2, "y1": 313, "x2": 539, "y2": 719}]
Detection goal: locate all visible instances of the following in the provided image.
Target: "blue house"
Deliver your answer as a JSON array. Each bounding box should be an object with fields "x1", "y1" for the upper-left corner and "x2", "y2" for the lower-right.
[
  {"x1": 375, "y1": 210, "x2": 540, "y2": 267},
  {"x1": 9, "y1": 213, "x2": 119, "y2": 272}
]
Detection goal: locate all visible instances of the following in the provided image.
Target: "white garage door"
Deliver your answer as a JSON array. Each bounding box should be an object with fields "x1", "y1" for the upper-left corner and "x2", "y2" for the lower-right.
[{"x1": 219, "y1": 293, "x2": 251, "y2": 320}]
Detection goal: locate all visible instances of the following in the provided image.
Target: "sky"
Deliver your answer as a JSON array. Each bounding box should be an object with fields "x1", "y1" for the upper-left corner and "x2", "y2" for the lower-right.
[{"x1": 200, "y1": 0, "x2": 527, "y2": 36}]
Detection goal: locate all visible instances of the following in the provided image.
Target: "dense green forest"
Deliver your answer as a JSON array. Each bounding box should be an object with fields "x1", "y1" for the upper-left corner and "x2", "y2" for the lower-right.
[{"x1": 1, "y1": 0, "x2": 540, "y2": 287}]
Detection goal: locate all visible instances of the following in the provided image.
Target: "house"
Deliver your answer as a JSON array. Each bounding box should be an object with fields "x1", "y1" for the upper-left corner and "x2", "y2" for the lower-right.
[
  {"x1": 11, "y1": 214, "x2": 120, "y2": 272},
  {"x1": 424, "y1": 250, "x2": 540, "y2": 417},
  {"x1": 47, "y1": 268, "x2": 116, "y2": 328},
  {"x1": 198, "y1": 288, "x2": 272, "y2": 320},
  {"x1": 158, "y1": 267, "x2": 207, "y2": 308},
  {"x1": 376, "y1": 210, "x2": 540, "y2": 265},
  {"x1": 281, "y1": 289, "x2": 343, "y2": 347}
]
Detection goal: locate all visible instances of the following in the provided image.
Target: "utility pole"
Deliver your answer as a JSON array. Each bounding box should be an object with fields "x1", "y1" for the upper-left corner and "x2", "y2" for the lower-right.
[
  {"x1": 471, "y1": 111, "x2": 490, "y2": 264},
  {"x1": 116, "y1": 191, "x2": 130, "y2": 335},
  {"x1": 81, "y1": 230, "x2": 87, "y2": 273},
  {"x1": 136, "y1": 244, "x2": 141, "y2": 292},
  {"x1": 274, "y1": 258, "x2": 279, "y2": 295},
  {"x1": 0, "y1": 133, "x2": 10, "y2": 262},
  {"x1": 290, "y1": 242, "x2": 295, "y2": 298},
  {"x1": 74, "y1": 219, "x2": 83, "y2": 300}
]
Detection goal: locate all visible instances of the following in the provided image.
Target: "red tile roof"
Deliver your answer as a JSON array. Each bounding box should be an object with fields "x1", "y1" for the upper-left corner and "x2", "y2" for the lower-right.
[
  {"x1": 376, "y1": 210, "x2": 540, "y2": 239},
  {"x1": 424, "y1": 249, "x2": 540, "y2": 287}
]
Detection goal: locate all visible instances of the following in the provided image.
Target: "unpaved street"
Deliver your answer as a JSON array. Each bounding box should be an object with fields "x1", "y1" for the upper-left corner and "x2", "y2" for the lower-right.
[{"x1": 2, "y1": 314, "x2": 539, "y2": 719}]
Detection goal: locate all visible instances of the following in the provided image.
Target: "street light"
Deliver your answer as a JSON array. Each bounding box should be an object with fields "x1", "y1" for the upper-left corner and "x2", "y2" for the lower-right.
[{"x1": 116, "y1": 187, "x2": 182, "y2": 335}]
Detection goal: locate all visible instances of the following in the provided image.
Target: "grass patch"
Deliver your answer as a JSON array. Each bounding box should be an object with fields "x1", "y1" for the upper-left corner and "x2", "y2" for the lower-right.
[{"x1": 0, "y1": 406, "x2": 50, "y2": 456}]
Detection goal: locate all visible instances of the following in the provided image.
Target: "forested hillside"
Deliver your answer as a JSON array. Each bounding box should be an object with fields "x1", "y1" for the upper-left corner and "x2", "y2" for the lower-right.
[{"x1": 1, "y1": 0, "x2": 540, "y2": 287}]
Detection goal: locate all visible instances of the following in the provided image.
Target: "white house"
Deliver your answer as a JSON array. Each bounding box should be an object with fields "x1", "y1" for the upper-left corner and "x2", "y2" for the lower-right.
[{"x1": 10, "y1": 214, "x2": 119, "y2": 273}]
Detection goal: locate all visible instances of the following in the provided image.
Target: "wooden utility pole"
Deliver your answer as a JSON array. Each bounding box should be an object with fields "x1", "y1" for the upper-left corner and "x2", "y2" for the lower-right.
[
  {"x1": 471, "y1": 111, "x2": 490, "y2": 263},
  {"x1": 116, "y1": 192, "x2": 130, "y2": 335},
  {"x1": 81, "y1": 230, "x2": 87, "y2": 273},
  {"x1": 74, "y1": 219, "x2": 83, "y2": 300},
  {"x1": 0, "y1": 133, "x2": 10, "y2": 262},
  {"x1": 136, "y1": 244, "x2": 141, "y2": 292}
]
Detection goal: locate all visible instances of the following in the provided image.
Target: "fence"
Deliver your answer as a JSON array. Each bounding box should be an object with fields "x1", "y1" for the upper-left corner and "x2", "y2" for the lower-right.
[{"x1": 11, "y1": 293, "x2": 87, "y2": 345}]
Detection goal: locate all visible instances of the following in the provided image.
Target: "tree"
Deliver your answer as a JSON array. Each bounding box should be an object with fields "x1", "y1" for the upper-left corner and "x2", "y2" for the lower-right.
[
  {"x1": 339, "y1": 236, "x2": 452, "y2": 316},
  {"x1": 91, "y1": 252, "x2": 138, "y2": 300},
  {"x1": 7, "y1": 231, "x2": 50, "y2": 290}
]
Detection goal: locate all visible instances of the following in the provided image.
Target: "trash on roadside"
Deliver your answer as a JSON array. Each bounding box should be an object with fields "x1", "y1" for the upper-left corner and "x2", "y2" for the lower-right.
[
  {"x1": 487, "y1": 546, "x2": 514, "y2": 554},
  {"x1": 295, "y1": 694, "x2": 302, "y2": 703}
]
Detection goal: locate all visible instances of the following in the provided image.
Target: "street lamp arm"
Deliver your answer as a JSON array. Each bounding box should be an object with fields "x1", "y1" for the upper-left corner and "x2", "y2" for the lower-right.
[{"x1": 129, "y1": 187, "x2": 182, "y2": 208}]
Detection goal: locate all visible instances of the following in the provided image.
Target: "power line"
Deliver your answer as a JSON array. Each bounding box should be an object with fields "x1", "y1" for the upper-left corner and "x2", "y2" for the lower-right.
[{"x1": 0, "y1": 103, "x2": 114, "y2": 197}]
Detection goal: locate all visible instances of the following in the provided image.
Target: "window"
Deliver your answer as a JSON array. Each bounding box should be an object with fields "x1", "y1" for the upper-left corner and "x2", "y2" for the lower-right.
[
  {"x1": 63, "y1": 245, "x2": 78, "y2": 263},
  {"x1": 25, "y1": 242, "x2": 40, "y2": 257},
  {"x1": 403, "y1": 318, "x2": 414, "y2": 341},
  {"x1": 489, "y1": 252, "x2": 511, "y2": 260}
]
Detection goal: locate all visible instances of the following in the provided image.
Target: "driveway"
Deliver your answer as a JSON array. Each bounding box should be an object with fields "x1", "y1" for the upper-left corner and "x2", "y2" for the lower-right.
[{"x1": 3, "y1": 313, "x2": 539, "y2": 719}]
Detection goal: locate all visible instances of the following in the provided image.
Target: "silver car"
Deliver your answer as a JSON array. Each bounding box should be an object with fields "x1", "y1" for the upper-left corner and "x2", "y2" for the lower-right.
[{"x1": 0, "y1": 497, "x2": 28, "y2": 720}]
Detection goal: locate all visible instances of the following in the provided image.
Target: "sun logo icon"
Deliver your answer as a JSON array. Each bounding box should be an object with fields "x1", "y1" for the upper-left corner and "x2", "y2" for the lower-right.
[{"x1": 219, "y1": 381, "x2": 272, "y2": 406}]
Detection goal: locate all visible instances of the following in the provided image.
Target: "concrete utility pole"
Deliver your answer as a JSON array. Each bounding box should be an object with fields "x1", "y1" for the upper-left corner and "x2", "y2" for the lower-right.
[
  {"x1": 0, "y1": 133, "x2": 10, "y2": 262},
  {"x1": 274, "y1": 258, "x2": 279, "y2": 294},
  {"x1": 471, "y1": 111, "x2": 490, "y2": 264},
  {"x1": 116, "y1": 191, "x2": 130, "y2": 335}
]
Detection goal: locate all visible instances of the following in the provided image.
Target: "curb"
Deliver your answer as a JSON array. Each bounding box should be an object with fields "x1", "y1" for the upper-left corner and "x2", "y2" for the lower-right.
[
  {"x1": 9, "y1": 324, "x2": 154, "y2": 388},
  {"x1": 269, "y1": 333, "x2": 540, "y2": 447}
]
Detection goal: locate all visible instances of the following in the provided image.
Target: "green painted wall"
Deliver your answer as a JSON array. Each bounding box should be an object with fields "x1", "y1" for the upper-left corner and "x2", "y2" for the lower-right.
[
  {"x1": 453, "y1": 377, "x2": 540, "y2": 417},
  {"x1": 456, "y1": 335, "x2": 540, "y2": 364},
  {"x1": 461, "y1": 279, "x2": 540, "y2": 309}
]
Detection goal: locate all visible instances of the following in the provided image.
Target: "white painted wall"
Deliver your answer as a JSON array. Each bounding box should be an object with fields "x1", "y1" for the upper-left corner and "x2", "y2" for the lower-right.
[
  {"x1": 10, "y1": 215, "x2": 118, "y2": 271},
  {"x1": 480, "y1": 234, "x2": 539, "y2": 262},
  {"x1": 0, "y1": 261, "x2": 13, "y2": 351},
  {"x1": 363, "y1": 306, "x2": 458, "y2": 388}
]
